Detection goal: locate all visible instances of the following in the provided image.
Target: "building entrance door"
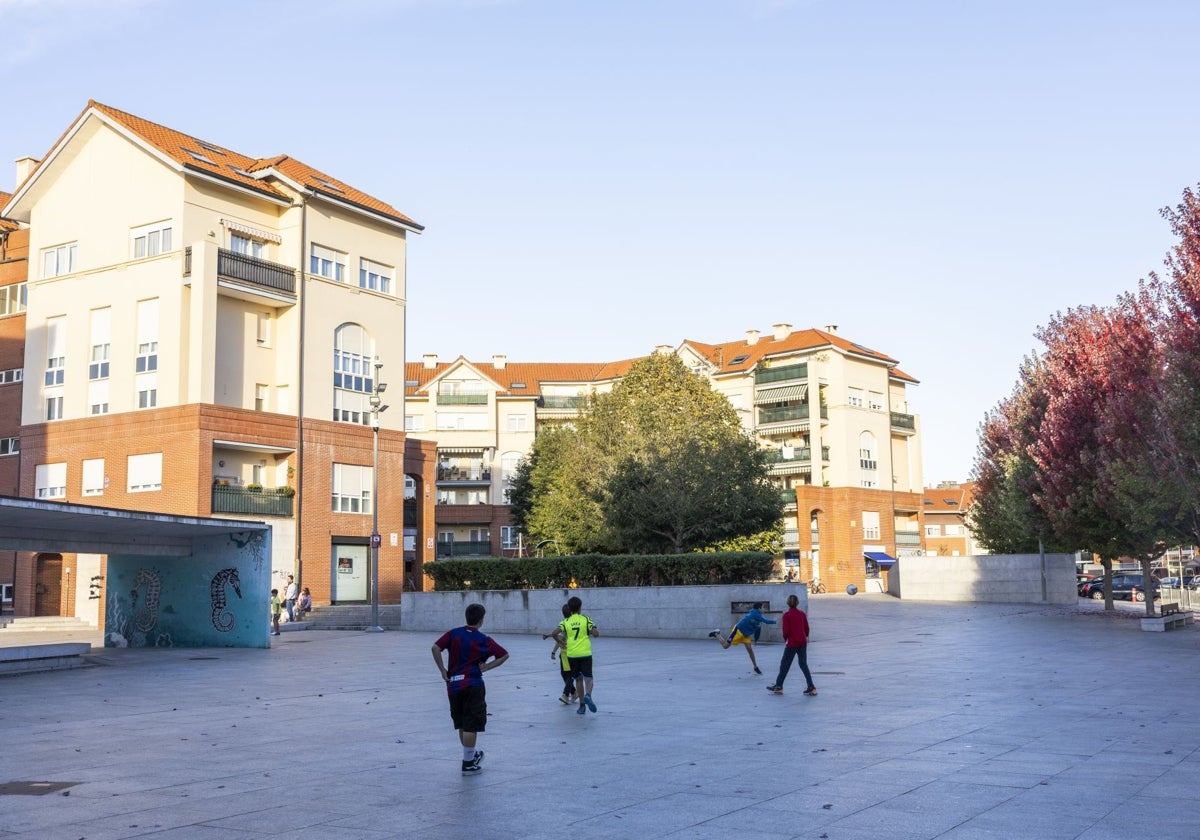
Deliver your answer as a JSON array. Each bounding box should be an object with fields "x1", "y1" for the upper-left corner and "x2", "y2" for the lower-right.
[
  {"x1": 331, "y1": 544, "x2": 368, "y2": 603},
  {"x1": 34, "y1": 553, "x2": 64, "y2": 616}
]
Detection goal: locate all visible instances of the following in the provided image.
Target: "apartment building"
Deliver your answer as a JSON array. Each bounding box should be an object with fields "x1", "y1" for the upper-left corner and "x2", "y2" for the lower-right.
[
  {"x1": 407, "y1": 324, "x2": 924, "y2": 592},
  {"x1": 1, "y1": 102, "x2": 436, "y2": 623},
  {"x1": 922, "y1": 481, "x2": 984, "y2": 557},
  {"x1": 0, "y1": 194, "x2": 27, "y2": 613}
]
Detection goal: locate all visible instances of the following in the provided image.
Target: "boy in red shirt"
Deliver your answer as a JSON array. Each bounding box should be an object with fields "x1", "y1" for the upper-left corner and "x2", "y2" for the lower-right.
[{"x1": 766, "y1": 594, "x2": 816, "y2": 696}]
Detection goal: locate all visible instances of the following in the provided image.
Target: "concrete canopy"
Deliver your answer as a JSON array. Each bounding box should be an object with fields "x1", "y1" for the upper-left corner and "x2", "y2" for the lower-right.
[{"x1": 0, "y1": 495, "x2": 268, "y2": 556}]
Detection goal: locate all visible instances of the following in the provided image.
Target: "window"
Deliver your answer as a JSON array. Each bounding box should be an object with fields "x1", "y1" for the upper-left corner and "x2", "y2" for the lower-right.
[
  {"x1": 45, "y1": 393, "x2": 63, "y2": 421},
  {"x1": 868, "y1": 391, "x2": 884, "y2": 410},
  {"x1": 231, "y1": 233, "x2": 266, "y2": 259},
  {"x1": 256, "y1": 312, "x2": 271, "y2": 345},
  {"x1": 859, "y1": 431, "x2": 878, "y2": 487},
  {"x1": 136, "y1": 374, "x2": 157, "y2": 409},
  {"x1": 333, "y1": 324, "x2": 375, "y2": 424},
  {"x1": 36, "y1": 463, "x2": 66, "y2": 499},
  {"x1": 847, "y1": 387, "x2": 864, "y2": 408},
  {"x1": 501, "y1": 526, "x2": 523, "y2": 550},
  {"x1": 925, "y1": 525, "x2": 941, "y2": 537},
  {"x1": 405, "y1": 414, "x2": 425, "y2": 432},
  {"x1": 310, "y1": 244, "x2": 346, "y2": 282},
  {"x1": 255, "y1": 384, "x2": 268, "y2": 412},
  {"x1": 88, "y1": 381, "x2": 109, "y2": 415},
  {"x1": 131, "y1": 222, "x2": 173, "y2": 258},
  {"x1": 127, "y1": 452, "x2": 163, "y2": 492},
  {"x1": 82, "y1": 458, "x2": 105, "y2": 496},
  {"x1": 89, "y1": 308, "x2": 110, "y2": 380},
  {"x1": 359, "y1": 258, "x2": 392, "y2": 294},
  {"x1": 182, "y1": 148, "x2": 216, "y2": 165},
  {"x1": 862, "y1": 511, "x2": 880, "y2": 541},
  {"x1": 0, "y1": 283, "x2": 27, "y2": 316},
  {"x1": 45, "y1": 316, "x2": 65, "y2": 386},
  {"x1": 506, "y1": 414, "x2": 528, "y2": 431},
  {"x1": 332, "y1": 463, "x2": 372, "y2": 513},
  {"x1": 41, "y1": 242, "x2": 77, "y2": 278},
  {"x1": 0, "y1": 437, "x2": 18, "y2": 456},
  {"x1": 945, "y1": 524, "x2": 965, "y2": 536},
  {"x1": 501, "y1": 452, "x2": 522, "y2": 484},
  {"x1": 136, "y1": 299, "x2": 159, "y2": 373}
]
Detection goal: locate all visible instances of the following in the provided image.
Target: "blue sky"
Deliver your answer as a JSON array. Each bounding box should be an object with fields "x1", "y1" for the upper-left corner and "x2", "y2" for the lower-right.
[{"x1": 4, "y1": 0, "x2": 1199, "y2": 484}]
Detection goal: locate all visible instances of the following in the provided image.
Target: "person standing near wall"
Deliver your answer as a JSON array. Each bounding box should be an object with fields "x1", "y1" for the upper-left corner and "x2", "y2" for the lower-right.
[
  {"x1": 431, "y1": 603, "x2": 509, "y2": 774},
  {"x1": 766, "y1": 594, "x2": 816, "y2": 696},
  {"x1": 284, "y1": 574, "x2": 299, "y2": 622},
  {"x1": 269, "y1": 589, "x2": 282, "y2": 636}
]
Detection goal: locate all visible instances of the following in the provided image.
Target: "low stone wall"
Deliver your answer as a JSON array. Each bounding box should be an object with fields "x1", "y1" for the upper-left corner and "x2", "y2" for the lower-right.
[
  {"x1": 399, "y1": 584, "x2": 806, "y2": 641},
  {"x1": 887, "y1": 553, "x2": 1076, "y2": 604}
]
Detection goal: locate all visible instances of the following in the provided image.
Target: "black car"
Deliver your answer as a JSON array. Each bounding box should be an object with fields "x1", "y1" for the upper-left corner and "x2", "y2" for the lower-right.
[{"x1": 1087, "y1": 573, "x2": 1158, "y2": 602}]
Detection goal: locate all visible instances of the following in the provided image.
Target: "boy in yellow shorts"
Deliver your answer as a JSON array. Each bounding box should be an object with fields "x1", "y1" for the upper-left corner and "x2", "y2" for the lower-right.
[
  {"x1": 709, "y1": 602, "x2": 775, "y2": 675},
  {"x1": 553, "y1": 596, "x2": 598, "y2": 715}
]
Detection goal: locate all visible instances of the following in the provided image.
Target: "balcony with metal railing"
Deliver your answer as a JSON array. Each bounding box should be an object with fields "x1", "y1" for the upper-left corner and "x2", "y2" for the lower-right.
[
  {"x1": 437, "y1": 468, "x2": 492, "y2": 484},
  {"x1": 436, "y1": 540, "x2": 493, "y2": 558},
  {"x1": 184, "y1": 247, "x2": 297, "y2": 296},
  {"x1": 895, "y1": 530, "x2": 922, "y2": 548},
  {"x1": 437, "y1": 393, "x2": 488, "y2": 405},
  {"x1": 211, "y1": 485, "x2": 295, "y2": 517},
  {"x1": 891, "y1": 412, "x2": 916, "y2": 433},
  {"x1": 755, "y1": 363, "x2": 807, "y2": 385},
  {"x1": 538, "y1": 395, "x2": 588, "y2": 409}
]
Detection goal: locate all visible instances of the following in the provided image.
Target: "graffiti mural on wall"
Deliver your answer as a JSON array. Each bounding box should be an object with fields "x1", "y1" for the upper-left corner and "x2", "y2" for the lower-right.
[
  {"x1": 228, "y1": 531, "x2": 266, "y2": 572},
  {"x1": 210, "y1": 567, "x2": 242, "y2": 632},
  {"x1": 132, "y1": 568, "x2": 161, "y2": 632}
]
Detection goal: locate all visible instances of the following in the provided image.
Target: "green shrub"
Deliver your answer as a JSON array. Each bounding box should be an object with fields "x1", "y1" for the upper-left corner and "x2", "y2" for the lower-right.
[{"x1": 423, "y1": 552, "x2": 774, "y2": 591}]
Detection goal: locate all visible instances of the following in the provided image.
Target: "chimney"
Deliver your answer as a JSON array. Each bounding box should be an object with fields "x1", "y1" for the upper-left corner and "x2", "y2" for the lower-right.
[
  {"x1": 772, "y1": 323, "x2": 792, "y2": 340},
  {"x1": 654, "y1": 344, "x2": 673, "y2": 355},
  {"x1": 745, "y1": 329, "x2": 760, "y2": 346},
  {"x1": 824, "y1": 324, "x2": 838, "y2": 334},
  {"x1": 492, "y1": 354, "x2": 507, "y2": 370},
  {"x1": 14, "y1": 156, "x2": 39, "y2": 187},
  {"x1": 422, "y1": 353, "x2": 438, "y2": 369}
]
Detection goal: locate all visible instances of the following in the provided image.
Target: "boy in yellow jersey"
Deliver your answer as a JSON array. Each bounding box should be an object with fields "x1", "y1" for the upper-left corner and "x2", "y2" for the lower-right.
[{"x1": 553, "y1": 595, "x2": 598, "y2": 715}]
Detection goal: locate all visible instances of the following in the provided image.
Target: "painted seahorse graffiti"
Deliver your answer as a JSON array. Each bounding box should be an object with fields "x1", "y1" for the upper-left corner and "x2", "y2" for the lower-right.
[
  {"x1": 130, "y1": 568, "x2": 161, "y2": 632},
  {"x1": 210, "y1": 567, "x2": 243, "y2": 632}
]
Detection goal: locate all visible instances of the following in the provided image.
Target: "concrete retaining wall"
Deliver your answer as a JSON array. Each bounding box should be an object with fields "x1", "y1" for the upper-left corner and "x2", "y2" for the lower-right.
[
  {"x1": 887, "y1": 553, "x2": 1076, "y2": 604},
  {"x1": 399, "y1": 584, "x2": 807, "y2": 641}
]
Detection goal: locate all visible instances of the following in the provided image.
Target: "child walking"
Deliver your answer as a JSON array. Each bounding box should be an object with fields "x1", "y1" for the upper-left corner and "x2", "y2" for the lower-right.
[
  {"x1": 431, "y1": 603, "x2": 509, "y2": 774},
  {"x1": 269, "y1": 588, "x2": 282, "y2": 636}
]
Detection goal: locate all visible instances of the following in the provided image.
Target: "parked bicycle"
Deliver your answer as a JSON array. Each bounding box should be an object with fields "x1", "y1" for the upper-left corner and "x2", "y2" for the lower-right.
[{"x1": 809, "y1": 579, "x2": 827, "y2": 595}]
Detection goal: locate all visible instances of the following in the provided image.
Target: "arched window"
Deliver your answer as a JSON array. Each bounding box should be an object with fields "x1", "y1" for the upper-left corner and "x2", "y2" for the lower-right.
[
  {"x1": 333, "y1": 324, "x2": 375, "y2": 424},
  {"x1": 859, "y1": 431, "x2": 878, "y2": 488}
]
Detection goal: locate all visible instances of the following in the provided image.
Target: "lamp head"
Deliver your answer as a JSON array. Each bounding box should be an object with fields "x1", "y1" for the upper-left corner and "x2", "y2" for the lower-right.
[{"x1": 376, "y1": 382, "x2": 387, "y2": 394}]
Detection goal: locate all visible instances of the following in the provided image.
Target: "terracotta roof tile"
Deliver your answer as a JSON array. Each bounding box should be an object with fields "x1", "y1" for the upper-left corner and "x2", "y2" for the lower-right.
[
  {"x1": 922, "y1": 482, "x2": 975, "y2": 512},
  {"x1": 0, "y1": 191, "x2": 16, "y2": 232},
  {"x1": 74, "y1": 101, "x2": 421, "y2": 229}
]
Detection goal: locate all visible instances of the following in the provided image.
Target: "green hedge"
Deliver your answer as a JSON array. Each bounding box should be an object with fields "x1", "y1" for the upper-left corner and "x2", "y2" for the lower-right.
[{"x1": 424, "y1": 552, "x2": 775, "y2": 591}]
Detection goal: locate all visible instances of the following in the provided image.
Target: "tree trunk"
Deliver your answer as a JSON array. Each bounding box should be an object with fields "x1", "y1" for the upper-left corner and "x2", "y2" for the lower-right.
[
  {"x1": 1102, "y1": 557, "x2": 1114, "y2": 611},
  {"x1": 1140, "y1": 555, "x2": 1157, "y2": 617}
]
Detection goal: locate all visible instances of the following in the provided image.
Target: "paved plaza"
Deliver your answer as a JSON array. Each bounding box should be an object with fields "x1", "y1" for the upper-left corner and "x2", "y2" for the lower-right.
[{"x1": 2, "y1": 594, "x2": 1198, "y2": 840}]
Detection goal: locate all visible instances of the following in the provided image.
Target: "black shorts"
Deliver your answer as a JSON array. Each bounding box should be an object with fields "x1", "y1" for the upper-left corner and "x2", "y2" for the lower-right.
[
  {"x1": 448, "y1": 683, "x2": 487, "y2": 733},
  {"x1": 567, "y1": 655, "x2": 593, "y2": 680}
]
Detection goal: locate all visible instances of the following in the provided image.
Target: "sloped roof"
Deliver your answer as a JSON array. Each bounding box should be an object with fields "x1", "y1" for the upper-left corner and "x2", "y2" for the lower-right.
[
  {"x1": 405, "y1": 361, "x2": 610, "y2": 397},
  {"x1": 0, "y1": 191, "x2": 16, "y2": 232},
  {"x1": 684, "y1": 327, "x2": 907, "y2": 377},
  {"x1": 922, "y1": 482, "x2": 975, "y2": 513},
  {"x1": 7, "y1": 101, "x2": 421, "y2": 230}
]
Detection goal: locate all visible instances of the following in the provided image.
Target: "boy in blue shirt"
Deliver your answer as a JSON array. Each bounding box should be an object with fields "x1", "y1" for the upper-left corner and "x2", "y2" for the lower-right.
[
  {"x1": 432, "y1": 603, "x2": 509, "y2": 774},
  {"x1": 709, "y1": 602, "x2": 775, "y2": 675}
]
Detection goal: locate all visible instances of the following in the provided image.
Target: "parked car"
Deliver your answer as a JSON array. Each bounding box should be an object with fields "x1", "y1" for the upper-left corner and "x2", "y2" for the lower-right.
[
  {"x1": 1081, "y1": 577, "x2": 1107, "y2": 599},
  {"x1": 1088, "y1": 573, "x2": 1159, "y2": 602},
  {"x1": 1157, "y1": 576, "x2": 1196, "y2": 589},
  {"x1": 1077, "y1": 573, "x2": 1097, "y2": 595}
]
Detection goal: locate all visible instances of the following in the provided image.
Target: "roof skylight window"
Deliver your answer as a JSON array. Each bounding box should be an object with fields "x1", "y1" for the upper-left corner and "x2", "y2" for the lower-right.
[
  {"x1": 197, "y1": 142, "x2": 225, "y2": 155},
  {"x1": 728, "y1": 354, "x2": 750, "y2": 366},
  {"x1": 182, "y1": 148, "x2": 216, "y2": 165},
  {"x1": 313, "y1": 177, "x2": 344, "y2": 193}
]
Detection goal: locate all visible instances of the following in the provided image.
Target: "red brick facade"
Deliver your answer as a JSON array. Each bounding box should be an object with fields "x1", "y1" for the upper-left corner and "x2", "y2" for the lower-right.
[{"x1": 794, "y1": 485, "x2": 923, "y2": 591}]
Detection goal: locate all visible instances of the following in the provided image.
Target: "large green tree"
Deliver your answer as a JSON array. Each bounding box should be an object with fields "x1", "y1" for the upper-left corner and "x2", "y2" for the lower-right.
[{"x1": 512, "y1": 353, "x2": 783, "y2": 554}]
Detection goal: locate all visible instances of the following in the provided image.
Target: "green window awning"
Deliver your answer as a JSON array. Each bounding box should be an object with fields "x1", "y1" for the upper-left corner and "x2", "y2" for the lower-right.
[{"x1": 754, "y1": 384, "x2": 808, "y2": 405}]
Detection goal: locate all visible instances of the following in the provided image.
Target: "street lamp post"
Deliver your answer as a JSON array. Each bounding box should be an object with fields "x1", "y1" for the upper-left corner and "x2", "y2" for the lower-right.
[{"x1": 368, "y1": 359, "x2": 388, "y2": 632}]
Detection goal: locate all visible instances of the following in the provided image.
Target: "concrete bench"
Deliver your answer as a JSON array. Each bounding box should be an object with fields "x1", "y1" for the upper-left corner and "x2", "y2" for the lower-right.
[
  {"x1": 1141, "y1": 602, "x2": 1195, "y2": 632},
  {"x1": 0, "y1": 642, "x2": 92, "y2": 676}
]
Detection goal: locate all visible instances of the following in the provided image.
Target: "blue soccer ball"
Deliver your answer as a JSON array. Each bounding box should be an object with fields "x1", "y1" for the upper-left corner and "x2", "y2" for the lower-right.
[{"x1": 845, "y1": 584, "x2": 858, "y2": 595}]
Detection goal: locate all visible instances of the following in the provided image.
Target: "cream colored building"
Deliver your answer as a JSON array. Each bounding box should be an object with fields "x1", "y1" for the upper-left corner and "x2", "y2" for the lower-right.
[
  {"x1": 1, "y1": 101, "x2": 435, "y2": 622},
  {"x1": 407, "y1": 325, "x2": 923, "y2": 579}
]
